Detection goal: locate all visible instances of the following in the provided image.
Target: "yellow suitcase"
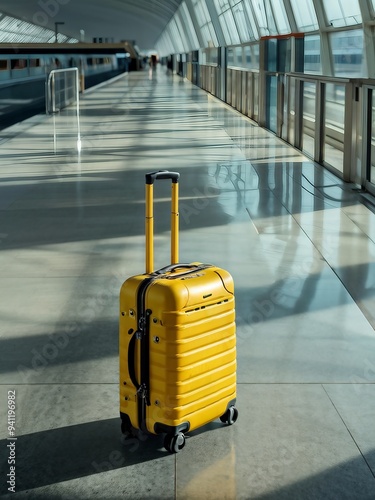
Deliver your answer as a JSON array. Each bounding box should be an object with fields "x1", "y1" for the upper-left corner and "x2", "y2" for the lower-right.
[{"x1": 119, "y1": 171, "x2": 238, "y2": 453}]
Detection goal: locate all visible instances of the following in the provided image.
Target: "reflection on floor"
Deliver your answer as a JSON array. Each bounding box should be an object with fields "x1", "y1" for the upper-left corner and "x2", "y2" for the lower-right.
[{"x1": 0, "y1": 69, "x2": 374, "y2": 499}]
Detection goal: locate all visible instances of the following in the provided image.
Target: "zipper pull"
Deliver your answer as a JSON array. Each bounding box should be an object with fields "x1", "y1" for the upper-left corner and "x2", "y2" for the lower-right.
[{"x1": 137, "y1": 383, "x2": 147, "y2": 398}]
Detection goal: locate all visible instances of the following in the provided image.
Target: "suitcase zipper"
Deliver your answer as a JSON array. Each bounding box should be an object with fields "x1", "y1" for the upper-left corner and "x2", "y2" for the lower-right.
[{"x1": 135, "y1": 277, "x2": 154, "y2": 433}]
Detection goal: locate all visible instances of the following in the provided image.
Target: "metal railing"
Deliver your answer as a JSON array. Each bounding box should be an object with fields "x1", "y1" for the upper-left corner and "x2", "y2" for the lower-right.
[
  {"x1": 46, "y1": 67, "x2": 80, "y2": 114},
  {"x1": 194, "y1": 64, "x2": 375, "y2": 193},
  {"x1": 46, "y1": 67, "x2": 81, "y2": 152}
]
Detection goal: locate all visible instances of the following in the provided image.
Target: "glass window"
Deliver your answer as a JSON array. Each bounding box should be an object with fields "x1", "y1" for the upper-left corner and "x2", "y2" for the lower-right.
[
  {"x1": 266, "y1": 38, "x2": 277, "y2": 71},
  {"x1": 0, "y1": 13, "x2": 78, "y2": 43},
  {"x1": 165, "y1": 32, "x2": 177, "y2": 54},
  {"x1": 330, "y1": 29, "x2": 365, "y2": 77},
  {"x1": 193, "y1": 0, "x2": 212, "y2": 25},
  {"x1": 244, "y1": 46, "x2": 252, "y2": 67},
  {"x1": 11, "y1": 59, "x2": 27, "y2": 69},
  {"x1": 302, "y1": 81, "x2": 316, "y2": 158},
  {"x1": 270, "y1": 0, "x2": 290, "y2": 34},
  {"x1": 304, "y1": 34, "x2": 322, "y2": 74},
  {"x1": 159, "y1": 31, "x2": 177, "y2": 55},
  {"x1": 227, "y1": 48, "x2": 235, "y2": 66},
  {"x1": 173, "y1": 16, "x2": 189, "y2": 52},
  {"x1": 242, "y1": 2, "x2": 259, "y2": 40},
  {"x1": 243, "y1": 44, "x2": 260, "y2": 70},
  {"x1": 251, "y1": 0, "x2": 278, "y2": 36},
  {"x1": 180, "y1": 3, "x2": 200, "y2": 50},
  {"x1": 324, "y1": 83, "x2": 345, "y2": 171},
  {"x1": 322, "y1": 0, "x2": 361, "y2": 27},
  {"x1": 205, "y1": 47, "x2": 218, "y2": 64},
  {"x1": 29, "y1": 58, "x2": 43, "y2": 68},
  {"x1": 219, "y1": 9, "x2": 241, "y2": 45},
  {"x1": 371, "y1": 91, "x2": 375, "y2": 185},
  {"x1": 290, "y1": 0, "x2": 318, "y2": 31},
  {"x1": 201, "y1": 24, "x2": 218, "y2": 47},
  {"x1": 228, "y1": 46, "x2": 244, "y2": 67},
  {"x1": 167, "y1": 20, "x2": 184, "y2": 53},
  {"x1": 215, "y1": 0, "x2": 231, "y2": 10},
  {"x1": 253, "y1": 43, "x2": 260, "y2": 65},
  {"x1": 235, "y1": 46, "x2": 243, "y2": 66},
  {"x1": 232, "y1": 3, "x2": 257, "y2": 42},
  {"x1": 192, "y1": 0, "x2": 218, "y2": 47}
]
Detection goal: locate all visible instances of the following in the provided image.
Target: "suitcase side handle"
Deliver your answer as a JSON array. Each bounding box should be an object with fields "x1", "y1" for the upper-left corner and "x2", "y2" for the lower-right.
[
  {"x1": 128, "y1": 332, "x2": 140, "y2": 391},
  {"x1": 145, "y1": 170, "x2": 180, "y2": 274}
]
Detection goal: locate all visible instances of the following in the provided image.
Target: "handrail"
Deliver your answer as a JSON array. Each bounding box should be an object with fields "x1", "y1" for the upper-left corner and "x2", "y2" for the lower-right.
[
  {"x1": 46, "y1": 67, "x2": 80, "y2": 114},
  {"x1": 46, "y1": 67, "x2": 81, "y2": 152}
]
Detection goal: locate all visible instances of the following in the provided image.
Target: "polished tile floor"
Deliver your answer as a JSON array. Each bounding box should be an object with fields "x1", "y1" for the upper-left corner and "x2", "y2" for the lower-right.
[{"x1": 0, "y1": 68, "x2": 375, "y2": 499}]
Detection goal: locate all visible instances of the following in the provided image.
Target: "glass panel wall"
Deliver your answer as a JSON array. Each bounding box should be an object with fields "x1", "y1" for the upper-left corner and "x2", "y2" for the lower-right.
[
  {"x1": 243, "y1": 44, "x2": 259, "y2": 69},
  {"x1": 227, "y1": 47, "x2": 244, "y2": 67},
  {"x1": 232, "y1": 2, "x2": 257, "y2": 42},
  {"x1": 270, "y1": 0, "x2": 290, "y2": 34},
  {"x1": 179, "y1": 2, "x2": 200, "y2": 50},
  {"x1": 0, "y1": 13, "x2": 77, "y2": 43},
  {"x1": 324, "y1": 83, "x2": 345, "y2": 172},
  {"x1": 330, "y1": 29, "x2": 365, "y2": 77},
  {"x1": 287, "y1": 78, "x2": 296, "y2": 145},
  {"x1": 370, "y1": 91, "x2": 375, "y2": 184},
  {"x1": 218, "y1": 8, "x2": 241, "y2": 45},
  {"x1": 322, "y1": 0, "x2": 362, "y2": 27},
  {"x1": 290, "y1": 0, "x2": 318, "y2": 31},
  {"x1": 192, "y1": 0, "x2": 218, "y2": 46},
  {"x1": 266, "y1": 75, "x2": 278, "y2": 133},
  {"x1": 302, "y1": 81, "x2": 316, "y2": 158},
  {"x1": 171, "y1": 18, "x2": 189, "y2": 53},
  {"x1": 251, "y1": 0, "x2": 278, "y2": 36},
  {"x1": 235, "y1": 46, "x2": 243, "y2": 66},
  {"x1": 304, "y1": 35, "x2": 322, "y2": 75},
  {"x1": 243, "y1": 2, "x2": 259, "y2": 40},
  {"x1": 227, "y1": 48, "x2": 235, "y2": 67},
  {"x1": 253, "y1": 73, "x2": 259, "y2": 122}
]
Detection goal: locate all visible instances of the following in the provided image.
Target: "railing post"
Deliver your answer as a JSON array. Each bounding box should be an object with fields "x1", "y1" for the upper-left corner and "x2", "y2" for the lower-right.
[{"x1": 52, "y1": 73, "x2": 56, "y2": 113}]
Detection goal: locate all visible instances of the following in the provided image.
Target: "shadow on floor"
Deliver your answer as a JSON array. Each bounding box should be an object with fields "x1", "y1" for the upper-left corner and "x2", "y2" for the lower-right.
[{"x1": 0, "y1": 418, "x2": 163, "y2": 494}]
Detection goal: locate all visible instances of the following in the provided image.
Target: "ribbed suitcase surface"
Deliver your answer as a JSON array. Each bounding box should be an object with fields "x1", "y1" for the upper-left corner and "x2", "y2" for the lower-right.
[{"x1": 119, "y1": 171, "x2": 238, "y2": 453}]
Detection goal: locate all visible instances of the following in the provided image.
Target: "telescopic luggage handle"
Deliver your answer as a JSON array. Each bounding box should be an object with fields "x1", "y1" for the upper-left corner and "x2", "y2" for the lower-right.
[{"x1": 145, "y1": 170, "x2": 180, "y2": 274}]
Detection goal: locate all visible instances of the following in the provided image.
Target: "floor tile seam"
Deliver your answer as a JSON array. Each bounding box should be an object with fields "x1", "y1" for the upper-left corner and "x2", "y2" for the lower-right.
[
  {"x1": 321, "y1": 383, "x2": 375, "y2": 480},
  {"x1": 342, "y1": 210, "x2": 375, "y2": 247}
]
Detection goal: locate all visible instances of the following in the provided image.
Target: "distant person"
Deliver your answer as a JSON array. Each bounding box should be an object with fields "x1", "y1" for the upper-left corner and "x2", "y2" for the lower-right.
[
  {"x1": 148, "y1": 54, "x2": 157, "y2": 80},
  {"x1": 150, "y1": 54, "x2": 157, "y2": 69},
  {"x1": 167, "y1": 56, "x2": 173, "y2": 74}
]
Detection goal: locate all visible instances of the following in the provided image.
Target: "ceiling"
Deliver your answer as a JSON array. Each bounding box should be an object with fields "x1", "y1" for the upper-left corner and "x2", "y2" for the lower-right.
[{"x1": 0, "y1": 0, "x2": 184, "y2": 51}]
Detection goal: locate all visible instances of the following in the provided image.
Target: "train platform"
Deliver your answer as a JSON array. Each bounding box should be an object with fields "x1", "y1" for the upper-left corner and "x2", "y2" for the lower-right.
[{"x1": 0, "y1": 67, "x2": 375, "y2": 499}]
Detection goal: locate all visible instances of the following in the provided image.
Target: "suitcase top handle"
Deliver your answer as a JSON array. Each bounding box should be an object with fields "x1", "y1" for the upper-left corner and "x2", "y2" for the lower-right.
[
  {"x1": 145, "y1": 170, "x2": 180, "y2": 274},
  {"x1": 146, "y1": 170, "x2": 180, "y2": 185}
]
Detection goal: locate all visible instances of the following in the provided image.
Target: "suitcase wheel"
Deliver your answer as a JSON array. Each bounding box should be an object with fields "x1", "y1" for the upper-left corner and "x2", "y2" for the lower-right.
[
  {"x1": 164, "y1": 432, "x2": 186, "y2": 453},
  {"x1": 219, "y1": 405, "x2": 239, "y2": 425}
]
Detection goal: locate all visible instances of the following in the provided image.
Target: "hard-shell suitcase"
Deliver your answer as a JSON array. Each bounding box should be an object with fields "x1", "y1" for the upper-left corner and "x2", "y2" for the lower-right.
[{"x1": 119, "y1": 170, "x2": 238, "y2": 453}]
